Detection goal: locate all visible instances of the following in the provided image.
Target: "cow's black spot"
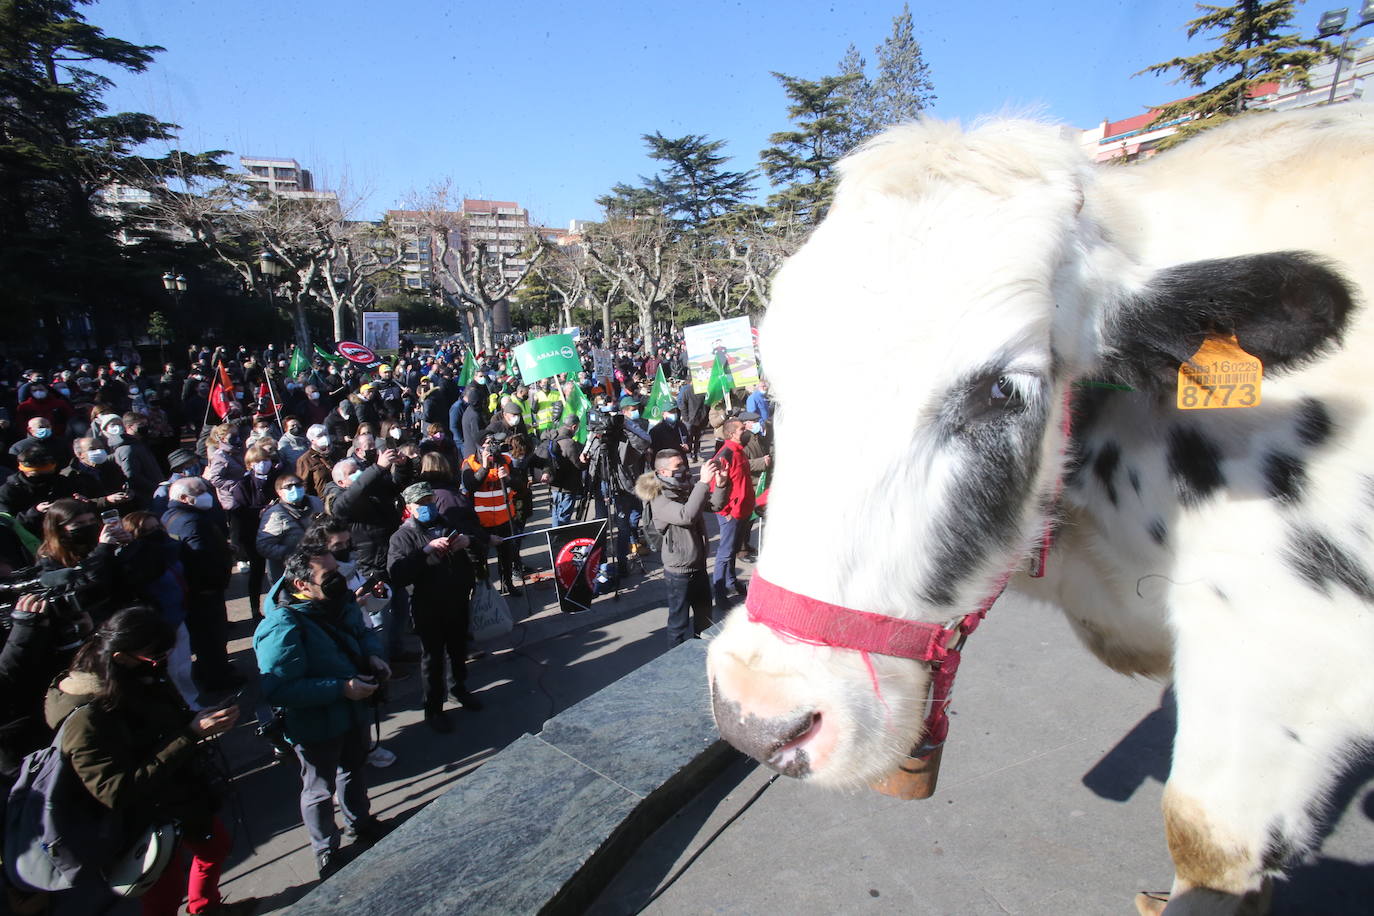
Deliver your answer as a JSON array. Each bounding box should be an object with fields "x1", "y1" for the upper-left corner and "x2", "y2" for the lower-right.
[
  {"x1": 1148, "y1": 518, "x2": 1167, "y2": 546},
  {"x1": 1263, "y1": 452, "x2": 1306, "y2": 505},
  {"x1": 1093, "y1": 442, "x2": 1121, "y2": 506},
  {"x1": 1128, "y1": 468, "x2": 1142, "y2": 497},
  {"x1": 1295, "y1": 398, "x2": 1333, "y2": 447},
  {"x1": 1168, "y1": 427, "x2": 1225, "y2": 507},
  {"x1": 1285, "y1": 526, "x2": 1374, "y2": 602}
]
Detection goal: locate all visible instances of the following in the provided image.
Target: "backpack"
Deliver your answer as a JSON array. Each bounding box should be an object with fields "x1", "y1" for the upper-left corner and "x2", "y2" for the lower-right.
[
  {"x1": 640, "y1": 498, "x2": 662, "y2": 553},
  {"x1": 4, "y1": 709, "x2": 131, "y2": 893}
]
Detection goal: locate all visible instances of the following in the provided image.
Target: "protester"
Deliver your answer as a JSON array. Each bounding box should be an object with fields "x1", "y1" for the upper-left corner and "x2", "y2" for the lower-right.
[
  {"x1": 543, "y1": 417, "x2": 586, "y2": 528},
  {"x1": 387, "y1": 482, "x2": 483, "y2": 733},
  {"x1": 708, "y1": 417, "x2": 757, "y2": 609},
  {"x1": 296, "y1": 424, "x2": 335, "y2": 497},
  {"x1": 460, "y1": 431, "x2": 520, "y2": 595},
  {"x1": 0, "y1": 445, "x2": 81, "y2": 531},
  {"x1": 163, "y1": 476, "x2": 242, "y2": 692},
  {"x1": 636, "y1": 450, "x2": 726, "y2": 645},
  {"x1": 119, "y1": 511, "x2": 202, "y2": 707},
  {"x1": 256, "y1": 473, "x2": 324, "y2": 583},
  {"x1": 254, "y1": 545, "x2": 392, "y2": 879}
]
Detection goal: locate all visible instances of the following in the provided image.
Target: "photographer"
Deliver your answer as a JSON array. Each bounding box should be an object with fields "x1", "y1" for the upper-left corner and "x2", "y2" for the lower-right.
[
  {"x1": 254, "y1": 544, "x2": 391, "y2": 880},
  {"x1": 610, "y1": 395, "x2": 652, "y2": 580},
  {"x1": 0, "y1": 445, "x2": 81, "y2": 532},
  {"x1": 709, "y1": 418, "x2": 757, "y2": 609},
  {"x1": 46, "y1": 606, "x2": 256, "y2": 916},
  {"x1": 461, "y1": 431, "x2": 519, "y2": 595},
  {"x1": 387, "y1": 483, "x2": 485, "y2": 733}
]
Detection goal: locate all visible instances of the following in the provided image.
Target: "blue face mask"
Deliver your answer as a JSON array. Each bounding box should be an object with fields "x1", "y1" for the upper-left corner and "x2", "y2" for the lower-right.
[
  {"x1": 349, "y1": 470, "x2": 363, "y2": 483},
  {"x1": 33, "y1": 428, "x2": 51, "y2": 439},
  {"x1": 628, "y1": 410, "x2": 640, "y2": 421},
  {"x1": 414, "y1": 504, "x2": 436, "y2": 524},
  {"x1": 283, "y1": 485, "x2": 305, "y2": 504}
]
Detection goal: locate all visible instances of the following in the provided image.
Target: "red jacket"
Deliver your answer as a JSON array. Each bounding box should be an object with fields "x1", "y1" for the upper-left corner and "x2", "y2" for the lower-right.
[
  {"x1": 15, "y1": 395, "x2": 73, "y2": 436},
  {"x1": 710, "y1": 439, "x2": 755, "y2": 520}
]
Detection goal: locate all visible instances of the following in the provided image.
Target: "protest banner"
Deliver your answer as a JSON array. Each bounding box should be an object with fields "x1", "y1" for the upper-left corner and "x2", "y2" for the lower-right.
[
  {"x1": 336, "y1": 341, "x2": 379, "y2": 365},
  {"x1": 684, "y1": 317, "x2": 759, "y2": 395},
  {"x1": 361, "y1": 311, "x2": 400, "y2": 358},
  {"x1": 546, "y1": 519, "x2": 607, "y2": 613},
  {"x1": 591, "y1": 346, "x2": 614, "y2": 381},
  {"x1": 514, "y1": 333, "x2": 582, "y2": 381}
]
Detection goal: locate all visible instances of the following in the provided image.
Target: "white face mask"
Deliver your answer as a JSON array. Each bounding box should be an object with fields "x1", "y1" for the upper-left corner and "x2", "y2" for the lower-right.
[
  {"x1": 105, "y1": 425, "x2": 124, "y2": 438},
  {"x1": 312, "y1": 435, "x2": 330, "y2": 450},
  {"x1": 86, "y1": 449, "x2": 108, "y2": 465},
  {"x1": 192, "y1": 491, "x2": 215, "y2": 510}
]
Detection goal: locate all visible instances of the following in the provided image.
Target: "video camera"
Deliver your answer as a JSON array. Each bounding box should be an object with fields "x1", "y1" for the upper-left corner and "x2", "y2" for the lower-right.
[{"x1": 0, "y1": 566, "x2": 93, "y2": 650}]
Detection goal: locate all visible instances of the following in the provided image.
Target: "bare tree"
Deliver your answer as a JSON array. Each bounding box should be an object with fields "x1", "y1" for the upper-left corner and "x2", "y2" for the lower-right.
[
  {"x1": 581, "y1": 212, "x2": 681, "y2": 353},
  {"x1": 715, "y1": 206, "x2": 809, "y2": 313},
  {"x1": 319, "y1": 221, "x2": 404, "y2": 341},
  {"x1": 402, "y1": 181, "x2": 544, "y2": 353}
]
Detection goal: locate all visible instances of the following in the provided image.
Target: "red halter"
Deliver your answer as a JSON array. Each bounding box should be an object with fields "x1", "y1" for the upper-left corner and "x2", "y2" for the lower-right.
[{"x1": 745, "y1": 571, "x2": 1009, "y2": 757}]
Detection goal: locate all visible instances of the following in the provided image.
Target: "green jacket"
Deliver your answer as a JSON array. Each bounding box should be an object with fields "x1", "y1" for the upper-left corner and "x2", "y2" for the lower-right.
[{"x1": 253, "y1": 579, "x2": 381, "y2": 745}]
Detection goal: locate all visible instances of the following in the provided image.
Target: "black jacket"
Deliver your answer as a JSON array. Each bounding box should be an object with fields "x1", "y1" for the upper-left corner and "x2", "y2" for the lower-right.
[
  {"x1": 162, "y1": 501, "x2": 233, "y2": 592},
  {"x1": 387, "y1": 518, "x2": 477, "y2": 617},
  {"x1": 328, "y1": 463, "x2": 401, "y2": 581},
  {"x1": 0, "y1": 471, "x2": 81, "y2": 531}
]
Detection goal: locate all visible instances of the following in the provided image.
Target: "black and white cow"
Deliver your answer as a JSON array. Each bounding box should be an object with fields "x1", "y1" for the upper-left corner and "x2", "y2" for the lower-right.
[{"x1": 707, "y1": 105, "x2": 1374, "y2": 914}]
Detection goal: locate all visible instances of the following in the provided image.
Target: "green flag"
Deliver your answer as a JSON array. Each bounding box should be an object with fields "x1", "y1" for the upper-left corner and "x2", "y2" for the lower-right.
[
  {"x1": 562, "y1": 383, "x2": 592, "y2": 444},
  {"x1": 314, "y1": 345, "x2": 344, "y2": 366},
  {"x1": 513, "y1": 333, "x2": 582, "y2": 381},
  {"x1": 644, "y1": 366, "x2": 672, "y2": 422},
  {"x1": 458, "y1": 351, "x2": 479, "y2": 387},
  {"x1": 287, "y1": 346, "x2": 308, "y2": 377},
  {"x1": 705, "y1": 356, "x2": 730, "y2": 406}
]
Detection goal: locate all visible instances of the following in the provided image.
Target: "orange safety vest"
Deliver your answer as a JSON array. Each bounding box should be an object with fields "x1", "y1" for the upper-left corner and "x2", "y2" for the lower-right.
[{"x1": 465, "y1": 454, "x2": 515, "y2": 528}]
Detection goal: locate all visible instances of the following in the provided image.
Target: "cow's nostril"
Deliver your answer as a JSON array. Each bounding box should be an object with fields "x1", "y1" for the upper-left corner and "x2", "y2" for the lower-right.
[{"x1": 712, "y1": 685, "x2": 821, "y2": 778}]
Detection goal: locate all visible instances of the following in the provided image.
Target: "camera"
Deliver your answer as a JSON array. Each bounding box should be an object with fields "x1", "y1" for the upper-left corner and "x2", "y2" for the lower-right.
[{"x1": 0, "y1": 566, "x2": 92, "y2": 650}]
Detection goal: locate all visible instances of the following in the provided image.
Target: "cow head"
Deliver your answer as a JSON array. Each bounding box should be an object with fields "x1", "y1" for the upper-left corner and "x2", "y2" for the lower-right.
[{"x1": 706, "y1": 117, "x2": 1355, "y2": 789}]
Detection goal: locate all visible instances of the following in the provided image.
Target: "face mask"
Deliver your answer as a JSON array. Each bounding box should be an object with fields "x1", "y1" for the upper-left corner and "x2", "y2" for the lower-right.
[
  {"x1": 330, "y1": 547, "x2": 352, "y2": 563},
  {"x1": 349, "y1": 469, "x2": 363, "y2": 483},
  {"x1": 309, "y1": 391, "x2": 321, "y2": 400},
  {"x1": 283, "y1": 485, "x2": 305, "y2": 504},
  {"x1": 105, "y1": 425, "x2": 124, "y2": 438},
  {"x1": 628, "y1": 410, "x2": 640, "y2": 421},
  {"x1": 318, "y1": 570, "x2": 351, "y2": 608},
  {"x1": 192, "y1": 491, "x2": 215, "y2": 510},
  {"x1": 312, "y1": 435, "x2": 330, "y2": 450},
  {"x1": 33, "y1": 428, "x2": 51, "y2": 439},
  {"x1": 253, "y1": 459, "x2": 272, "y2": 476},
  {"x1": 413, "y1": 504, "x2": 437, "y2": 524},
  {"x1": 32, "y1": 390, "x2": 48, "y2": 400},
  {"x1": 748, "y1": 422, "x2": 762, "y2": 434},
  {"x1": 85, "y1": 448, "x2": 108, "y2": 465},
  {"x1": 129, "y1": 387, "x2": 140, "y2": 395},
  {"x1": 287, "y1": 426, "x2": 302, "y2": 436}
]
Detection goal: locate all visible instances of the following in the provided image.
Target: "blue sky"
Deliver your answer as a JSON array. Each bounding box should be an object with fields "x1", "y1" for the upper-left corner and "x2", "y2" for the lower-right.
[{"x1": 86, "y1": 0, "x2": 1337, "y2": 227}]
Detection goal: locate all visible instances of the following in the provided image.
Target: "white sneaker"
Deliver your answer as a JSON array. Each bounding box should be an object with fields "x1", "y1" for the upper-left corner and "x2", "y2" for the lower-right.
[{"x1": 367, "y1": 746, "x2": 397, "y2": 768}]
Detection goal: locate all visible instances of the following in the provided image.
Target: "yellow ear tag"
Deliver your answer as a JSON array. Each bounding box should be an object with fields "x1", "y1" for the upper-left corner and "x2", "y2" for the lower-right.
[{"x1": 1177, "y1": 335, "x2": 1262, "y2": 410}]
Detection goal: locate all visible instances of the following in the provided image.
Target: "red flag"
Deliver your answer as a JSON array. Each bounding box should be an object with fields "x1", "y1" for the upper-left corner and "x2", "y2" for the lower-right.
[{"x1": 208, "y1": 362, "x2": 236, "y2": 419}]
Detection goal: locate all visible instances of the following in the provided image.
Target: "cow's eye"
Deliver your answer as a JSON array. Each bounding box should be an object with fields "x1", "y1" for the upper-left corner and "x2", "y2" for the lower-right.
[{"x1": 989, "y1": 375, "x2": 1020, "y2": 408}]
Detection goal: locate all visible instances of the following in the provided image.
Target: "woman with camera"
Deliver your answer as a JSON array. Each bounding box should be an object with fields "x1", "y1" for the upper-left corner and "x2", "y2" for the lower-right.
[{"x1": 45, "y1": 605, "x2": 256, "y2": 915}]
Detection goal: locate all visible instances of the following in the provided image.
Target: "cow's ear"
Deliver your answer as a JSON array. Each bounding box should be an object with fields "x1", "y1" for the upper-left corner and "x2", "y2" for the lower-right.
[{"x1": 1097, "y1": 251, "x2": 1356, "y2": 389}]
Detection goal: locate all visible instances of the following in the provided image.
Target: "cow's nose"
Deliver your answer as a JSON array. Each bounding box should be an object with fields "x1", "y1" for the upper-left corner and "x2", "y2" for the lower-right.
[{"x1": 712, "y1": 685, "x2": 821, "y2": 777}]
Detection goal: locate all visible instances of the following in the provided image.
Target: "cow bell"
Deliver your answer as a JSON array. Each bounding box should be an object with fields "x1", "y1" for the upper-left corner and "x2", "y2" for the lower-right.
[{"x1": 871, "y1": 744, "x2": 944, "y2": 800}]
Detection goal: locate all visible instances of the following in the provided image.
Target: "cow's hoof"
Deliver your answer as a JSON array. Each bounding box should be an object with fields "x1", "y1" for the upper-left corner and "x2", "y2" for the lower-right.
[{"x1": 1135, "y1": 891, "x2": 1169, "y2": 916}]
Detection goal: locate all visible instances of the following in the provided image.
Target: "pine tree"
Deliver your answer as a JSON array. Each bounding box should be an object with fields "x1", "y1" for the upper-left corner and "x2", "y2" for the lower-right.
[
  {"x1": 836, "y1": 5, "x2": 937, "y2": 148},
  {"x1": 1138, "y1": 1, "x2": 1334, "y2": 146},
  {"x1": 758, "y1": 72, "x2": 862, "y2": 227},
  {"x1": 640, "y1": 132, "x2": 755, "y2": 233}
]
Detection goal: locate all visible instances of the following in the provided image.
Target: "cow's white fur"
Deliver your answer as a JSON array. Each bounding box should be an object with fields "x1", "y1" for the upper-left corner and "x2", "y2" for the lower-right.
[{"x1": 707, "y1": 106, "x2": 1374, "y2": 912}]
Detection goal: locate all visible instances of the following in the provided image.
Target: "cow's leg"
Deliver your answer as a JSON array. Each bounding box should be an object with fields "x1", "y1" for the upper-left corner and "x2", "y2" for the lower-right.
[{"x1": 1154, "y1": 607, "x2": 1354, "y2": 916}]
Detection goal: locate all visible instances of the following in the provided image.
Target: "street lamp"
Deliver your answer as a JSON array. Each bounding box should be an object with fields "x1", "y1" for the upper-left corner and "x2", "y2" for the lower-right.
[
  {"x1": 1320, "y1": 1, "x2": 1374, "y2": 104},
  {"x1": 161, "y1": 271, "x2": 187, "y2": 304}
]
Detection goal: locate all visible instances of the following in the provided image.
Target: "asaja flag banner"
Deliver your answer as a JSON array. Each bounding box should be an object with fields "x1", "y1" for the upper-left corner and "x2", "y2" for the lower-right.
[
  {"x1": 287, "y1": 347, "x2": 309, "y2": 377},
  {"x1": 208, "y1": 362, "x2": 236, "y2": 419},
  {"x1": 684, "y1": 316, "x2": 758, "y2": 395},
  {"x1": 546, "y1": 519, "x2": 607, "y2": 613},
  {"x1": 645, "y1": 366, "x2": 672, "y2": 421},
  {"x1": 514, "y1": 333, "x2": 581, "y2": 382},
  {"x1": 705, "y1": 356, "x2": 730, "y2": 406},
  {"x1": 561, "y1": 382, "x2": 592, "y2": 444},
  {"x1": 314, "y1": 345, "x2": 344, "y2": 366},
  {"x1": 458, "y1": 351, "x2": 479, "y2": 387}
]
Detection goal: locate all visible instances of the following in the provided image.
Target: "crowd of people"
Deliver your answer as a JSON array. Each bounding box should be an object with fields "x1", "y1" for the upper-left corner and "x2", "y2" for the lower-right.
[{"x1": 0, "y1": 328, "x2": 773, "y2": 914}]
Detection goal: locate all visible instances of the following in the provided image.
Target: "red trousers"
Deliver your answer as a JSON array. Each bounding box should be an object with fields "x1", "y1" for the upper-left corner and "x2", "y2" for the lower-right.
[{"x1": 139, "y1": 816, "x2": 232, "y2": 916}]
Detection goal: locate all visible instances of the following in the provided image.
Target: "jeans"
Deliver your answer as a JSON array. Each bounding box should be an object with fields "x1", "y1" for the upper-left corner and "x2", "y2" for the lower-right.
[
  {"x1": 613, "y1": 491, "x2": 643, "y2": 567},
  {"x1": 551, "y1": 489, "x2": 579, "y2": 528},
  {"x1": 294, "y1": 724, "x2": 371, "y2": 854},
  {"x1": 664, "y1": 569, "x2": 714, "y2": 646},
  {"x1": 711, "y1": 514, "x2": 751, "y2": 598}
]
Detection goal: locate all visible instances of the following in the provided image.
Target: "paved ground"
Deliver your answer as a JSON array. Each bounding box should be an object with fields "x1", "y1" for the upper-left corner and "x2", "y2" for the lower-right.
[
  {"x1": 590, "y1": 592, "x2": 1374, "y2": 915},
  {"x1": 198, "y1": 481, "x2": 736, "y2": 915}
]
